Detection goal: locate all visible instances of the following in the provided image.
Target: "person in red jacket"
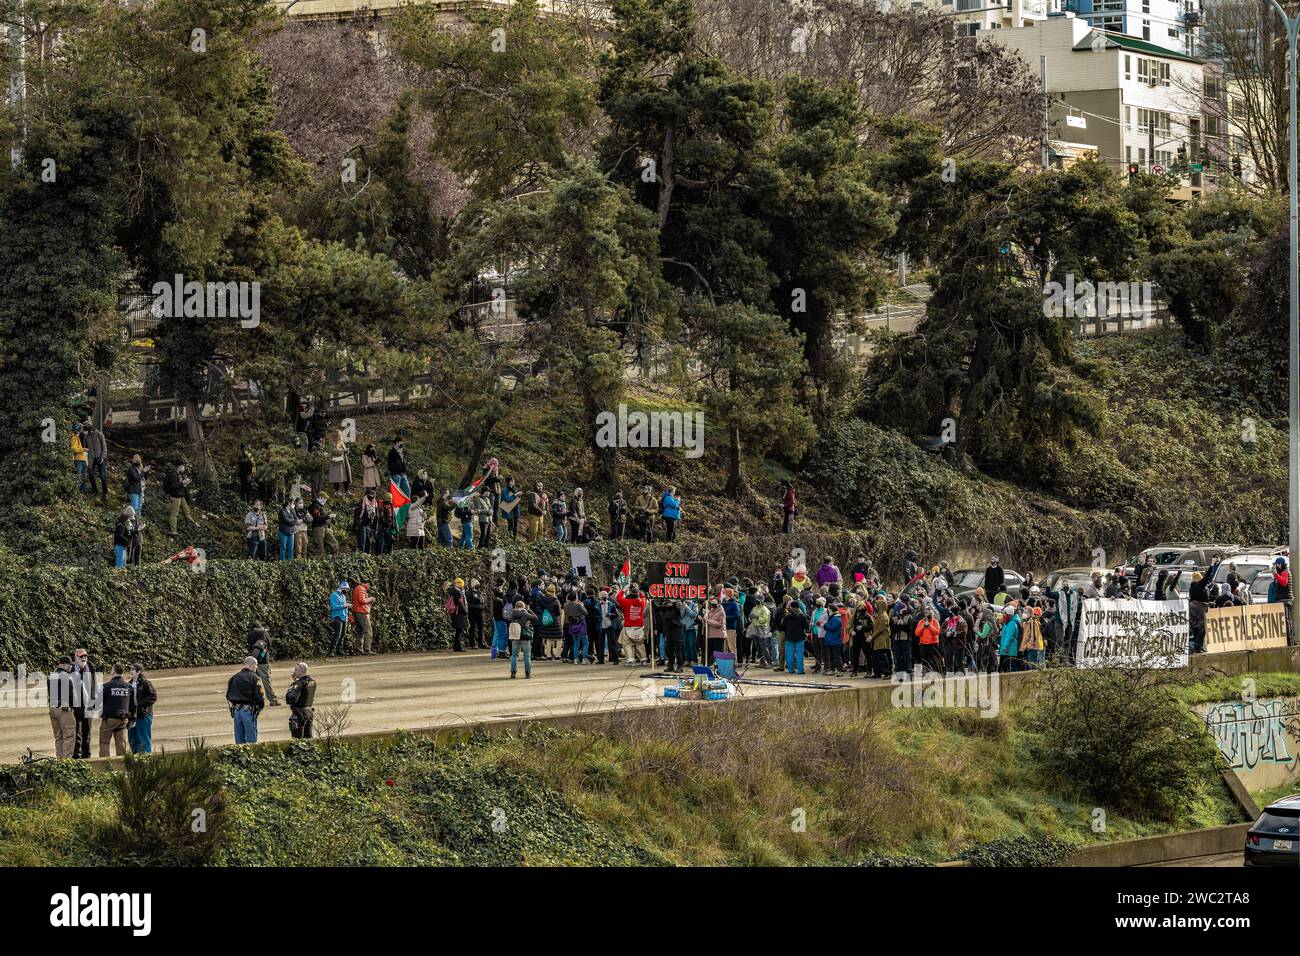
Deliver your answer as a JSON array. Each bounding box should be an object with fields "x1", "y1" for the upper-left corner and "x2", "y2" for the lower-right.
[
  {"x1": 780, "y1": 481, "x2": 796, "y2": 534},
  {"x1": 914, "y1": 609, "x2": 942, "y2": 674},
  {"x1": 616, "y1": 585, "x2": 649, "y2": 665}
]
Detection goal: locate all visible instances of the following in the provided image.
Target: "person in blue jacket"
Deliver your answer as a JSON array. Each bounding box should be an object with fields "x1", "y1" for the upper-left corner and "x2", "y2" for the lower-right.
[
  {"x1": 660, "y1": 487, "x2": 681, "y2": 542},
  {"x1": 681, "y1": 599, "x2": 700, "y2": 663},
  {"x1": 329, "y1": 581, "x2": 351, "y2": 656},
  {"x1": 822, "y1": 604, "x2": 845, "y2": 672},
  {"x1": 722, "y1": 590, "x2": 742, "y2": 658},
  {"x1": 998, "y1": 608, "x2": 1022, "y2": 673}
]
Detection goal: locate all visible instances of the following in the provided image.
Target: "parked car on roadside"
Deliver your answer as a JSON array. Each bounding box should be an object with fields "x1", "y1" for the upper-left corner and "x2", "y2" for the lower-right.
[
  {"x1": 1213, "y1": 550, "x2": 1289, "y2": 590},
  {"x1": 1244, "y1": 795, "x2": 1300, "y2": 867},
  {"x1": 1123, "y1": 543, "x2": 1238, "y2": 580},
  {"x1": 1041, "y1": 567, "x2": 1099, "y2": 594},
  {"x1": 949, "y1": 568, "x2": 1025, "y2": 600}
]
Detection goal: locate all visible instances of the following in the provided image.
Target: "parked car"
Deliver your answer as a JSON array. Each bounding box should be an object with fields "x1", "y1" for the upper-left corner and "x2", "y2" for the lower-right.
[
  {"x1": 1213, "y1": 550, "x2": 1288, "y2": 590},
  {"x1": 1139, "y1": 567, "x2": 1196, "y2": 601},
  {"x1": 949, "y1": 568, "x2": 1025, "y2": 600},
  {"x1": 1244, "y1": 795, "x2": 1300, "y2": 867},
  {"x1": 1124, "y1": 543, "x2": 1237, "y2": 580},
  {"x1": 1041, "y1": 567, "x2": 1099, "y2": 593}
]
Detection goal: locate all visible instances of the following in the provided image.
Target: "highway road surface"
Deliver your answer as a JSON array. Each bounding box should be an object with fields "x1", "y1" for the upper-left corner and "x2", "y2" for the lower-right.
[
  {"x1": 1141, "y1": 852, "x2": 1243, "y2": 868},
  {"x1": 0, "y1": 651, "x2": 839, "y2": 763}
]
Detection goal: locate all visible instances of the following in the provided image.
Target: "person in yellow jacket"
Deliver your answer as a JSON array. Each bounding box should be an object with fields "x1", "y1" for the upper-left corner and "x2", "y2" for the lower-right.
[
  {"x1": 70, "y1": 423, "x2": 89, "y2": 493},
  {"x1": 1020, "y1": 607, "x2": 1046, "y2": 668}
]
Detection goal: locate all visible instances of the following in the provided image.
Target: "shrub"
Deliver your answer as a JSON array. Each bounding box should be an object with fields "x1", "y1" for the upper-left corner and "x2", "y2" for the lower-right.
[
  {"x1": 1026, "y1": 661, "x2": 1222, "y2": 823},
  {"x1": 957, "y1": 836, "x2": 1074, "y2": 867},
  {"x1": 108, "y1": 743, "x2": 227, "y2": 865}
]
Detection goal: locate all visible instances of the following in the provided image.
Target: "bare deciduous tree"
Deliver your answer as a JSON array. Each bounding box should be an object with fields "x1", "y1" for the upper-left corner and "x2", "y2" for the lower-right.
[{"x1": 695, "y1": 0, "x2": 1043, "y2": 163}]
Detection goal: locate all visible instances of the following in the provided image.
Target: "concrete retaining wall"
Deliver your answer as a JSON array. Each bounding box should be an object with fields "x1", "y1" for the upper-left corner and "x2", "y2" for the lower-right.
[{"x1": 1060, "y1": 823, "x2": 1251, "y2": 867}]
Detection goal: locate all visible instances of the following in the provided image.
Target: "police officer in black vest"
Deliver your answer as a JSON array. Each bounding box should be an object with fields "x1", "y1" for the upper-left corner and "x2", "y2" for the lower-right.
[{"x1": 285, "y1": 662, "x2": 317, "y2": 739}]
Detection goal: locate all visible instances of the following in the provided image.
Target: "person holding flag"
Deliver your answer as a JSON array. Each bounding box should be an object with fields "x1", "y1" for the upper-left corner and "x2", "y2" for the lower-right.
[{"x1": 389, "y1": 478, "x2": 412, "y2": 540}]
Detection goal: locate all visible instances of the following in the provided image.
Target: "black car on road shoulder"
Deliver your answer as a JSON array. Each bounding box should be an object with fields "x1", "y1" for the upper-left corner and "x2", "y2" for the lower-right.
[{"x1": 1245, "y1": 795, "x2": 1300, "y2": 867}]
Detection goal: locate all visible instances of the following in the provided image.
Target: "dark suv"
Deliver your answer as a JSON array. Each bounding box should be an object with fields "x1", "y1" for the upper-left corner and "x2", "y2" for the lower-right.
[{"x1": 1244, "y1": 795, "x2": 1300, "y2": 867}]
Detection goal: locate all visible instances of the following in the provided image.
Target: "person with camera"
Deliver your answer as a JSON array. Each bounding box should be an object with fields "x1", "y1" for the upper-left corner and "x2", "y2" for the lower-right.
[
  {"x1": 285, "y1": 663, "x2": 317, "y2": 738},
  {"x1": 163, "y1": 458, "x2": 198, "y2": 536}
]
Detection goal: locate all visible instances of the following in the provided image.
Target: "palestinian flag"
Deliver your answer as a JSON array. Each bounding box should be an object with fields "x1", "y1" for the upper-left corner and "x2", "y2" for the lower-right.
[
  {"x1": 450, "y1": 473, "x2": 486, "y2": 506},
  {"x1": 390, "y1": 479, "x2": 410, "y2": 531},
  {"x1": 616, "y1": 556, "x2": 631, "y2": 592}
]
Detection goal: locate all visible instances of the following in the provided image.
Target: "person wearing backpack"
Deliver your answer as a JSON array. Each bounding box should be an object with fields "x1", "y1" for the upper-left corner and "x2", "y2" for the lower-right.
[
  {"x1": 444, "y1": 579, "x2": 469, "y2": 651},
  {"x1": 508, "y1": 601, "x2": 538, "y2": 678},
  {"x1": 536, "y1": 585, "x2": 563, "y2": 659}
]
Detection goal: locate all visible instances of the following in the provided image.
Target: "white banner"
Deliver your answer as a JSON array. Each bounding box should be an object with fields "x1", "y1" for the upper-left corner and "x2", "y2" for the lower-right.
[{"x1": 1075, "y1": 598, "x2": 1189, "y2": 668}]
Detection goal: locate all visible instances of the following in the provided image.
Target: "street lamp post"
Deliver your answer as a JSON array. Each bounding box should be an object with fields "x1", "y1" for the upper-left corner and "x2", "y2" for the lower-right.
[{"x1": 1267, "y1": 0, "x2": 1300, "y2": 579}]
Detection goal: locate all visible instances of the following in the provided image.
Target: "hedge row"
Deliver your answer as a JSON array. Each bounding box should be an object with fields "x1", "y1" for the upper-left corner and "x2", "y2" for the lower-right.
[{"x1": 4, "y1": 531, "x2": 888, "y2": 671}]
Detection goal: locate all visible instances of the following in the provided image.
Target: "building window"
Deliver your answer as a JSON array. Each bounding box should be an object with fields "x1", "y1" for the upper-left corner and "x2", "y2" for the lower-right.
[
  {"x1": 1142, "y1": 20, "x2": 1151, "y2": 41},
  {"x1": 956, "y1": 21, "x2": 981, "y2": 36},
  {"x1": 1124, "y1": 54, "x2": 1131, "y2": 80}
]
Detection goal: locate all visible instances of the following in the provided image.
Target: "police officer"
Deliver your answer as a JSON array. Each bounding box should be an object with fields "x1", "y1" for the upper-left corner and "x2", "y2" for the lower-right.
[
  {"x1": 246, "y1": 621, "x2": 280, "y2": 705},
  {"x1": 226, "y1": 657, "x2": 266, "y2": 744},
  {"x1": 285, "y1": 663, "x2": 317, "y2": 739},
  {"x1": 98, "y1": 664, "x2": 135, "y2": 757}
]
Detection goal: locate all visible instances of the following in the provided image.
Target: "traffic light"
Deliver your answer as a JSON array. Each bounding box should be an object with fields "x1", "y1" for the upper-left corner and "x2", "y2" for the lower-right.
[
  {"x1": 1232, "y1": 154, "x2": 1243, "y2": 178},
  {"x1": 1127, "y1": 163, "x2": 1139, "y2": 179}
]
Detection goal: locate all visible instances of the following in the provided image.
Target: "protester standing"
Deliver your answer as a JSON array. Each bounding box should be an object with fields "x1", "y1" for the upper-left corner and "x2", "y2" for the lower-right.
[
  {"x1": 508, "y1": 602, "x2": 538, "y2": 678},
  {"x1": 352, "y1": 578, "x2": 375, "y2": 654},
  {"x1": 127, "y1": 665, "x2": 156, "y2": 753},
  {"x1": 87, "y1": 423, "x2": 108, "y2": 501},
  {"x1": 329, "y1": 582, "x2": 352, "y2": 656}
]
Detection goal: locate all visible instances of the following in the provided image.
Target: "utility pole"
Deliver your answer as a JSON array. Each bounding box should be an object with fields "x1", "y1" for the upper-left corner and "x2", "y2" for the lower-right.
[
  {"x1": 1041, "y1": 55, "x2": 1050, "y2": 170},
  {"x1": 1266, "y1": 0, "x2": 1300, "y2": 605}
]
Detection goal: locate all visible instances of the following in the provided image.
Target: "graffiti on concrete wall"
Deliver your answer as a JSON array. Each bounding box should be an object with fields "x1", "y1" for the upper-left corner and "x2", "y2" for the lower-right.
[{"x1": 1203, "y1": 699, "x2": 1299, "y2": 772}]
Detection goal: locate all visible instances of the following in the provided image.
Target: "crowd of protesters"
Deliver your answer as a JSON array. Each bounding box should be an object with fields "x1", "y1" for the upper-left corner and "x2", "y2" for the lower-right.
[
  {"x1": 88, "y1": 425, "x2": 699, "y2": 566},
  {"x1": 440, "y1": 554, "x2": 1068, "y2": 680}
]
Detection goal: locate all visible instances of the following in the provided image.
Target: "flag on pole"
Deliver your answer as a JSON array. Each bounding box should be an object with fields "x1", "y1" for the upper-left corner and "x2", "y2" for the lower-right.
[
  {"x1": 391, "y1": 479, "x2": 411, "y2": 531},
  {"x1": 616, "y1": 556, "x2": 631, "y2": 592},
  {"x1": 450, "y1": 473, "x2": 486, "y2": 506}
]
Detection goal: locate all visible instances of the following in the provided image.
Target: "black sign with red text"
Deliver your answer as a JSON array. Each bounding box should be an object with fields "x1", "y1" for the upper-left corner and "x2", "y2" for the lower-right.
[{"x1": 644, "y1": 561, "x2": 710, "y2": 600}]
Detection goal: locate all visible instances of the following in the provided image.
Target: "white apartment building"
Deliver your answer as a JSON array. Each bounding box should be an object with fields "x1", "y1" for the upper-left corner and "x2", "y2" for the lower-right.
[
  {"x1": 1058, "y1": 0, "x2": 1201, "y2": 56},
  {"x1": 987, "y1": 13, "x2": 1212, "y2": 197},
  {"x1": 911, "y1": 0, "x2": 1060, "y2": 36}
]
